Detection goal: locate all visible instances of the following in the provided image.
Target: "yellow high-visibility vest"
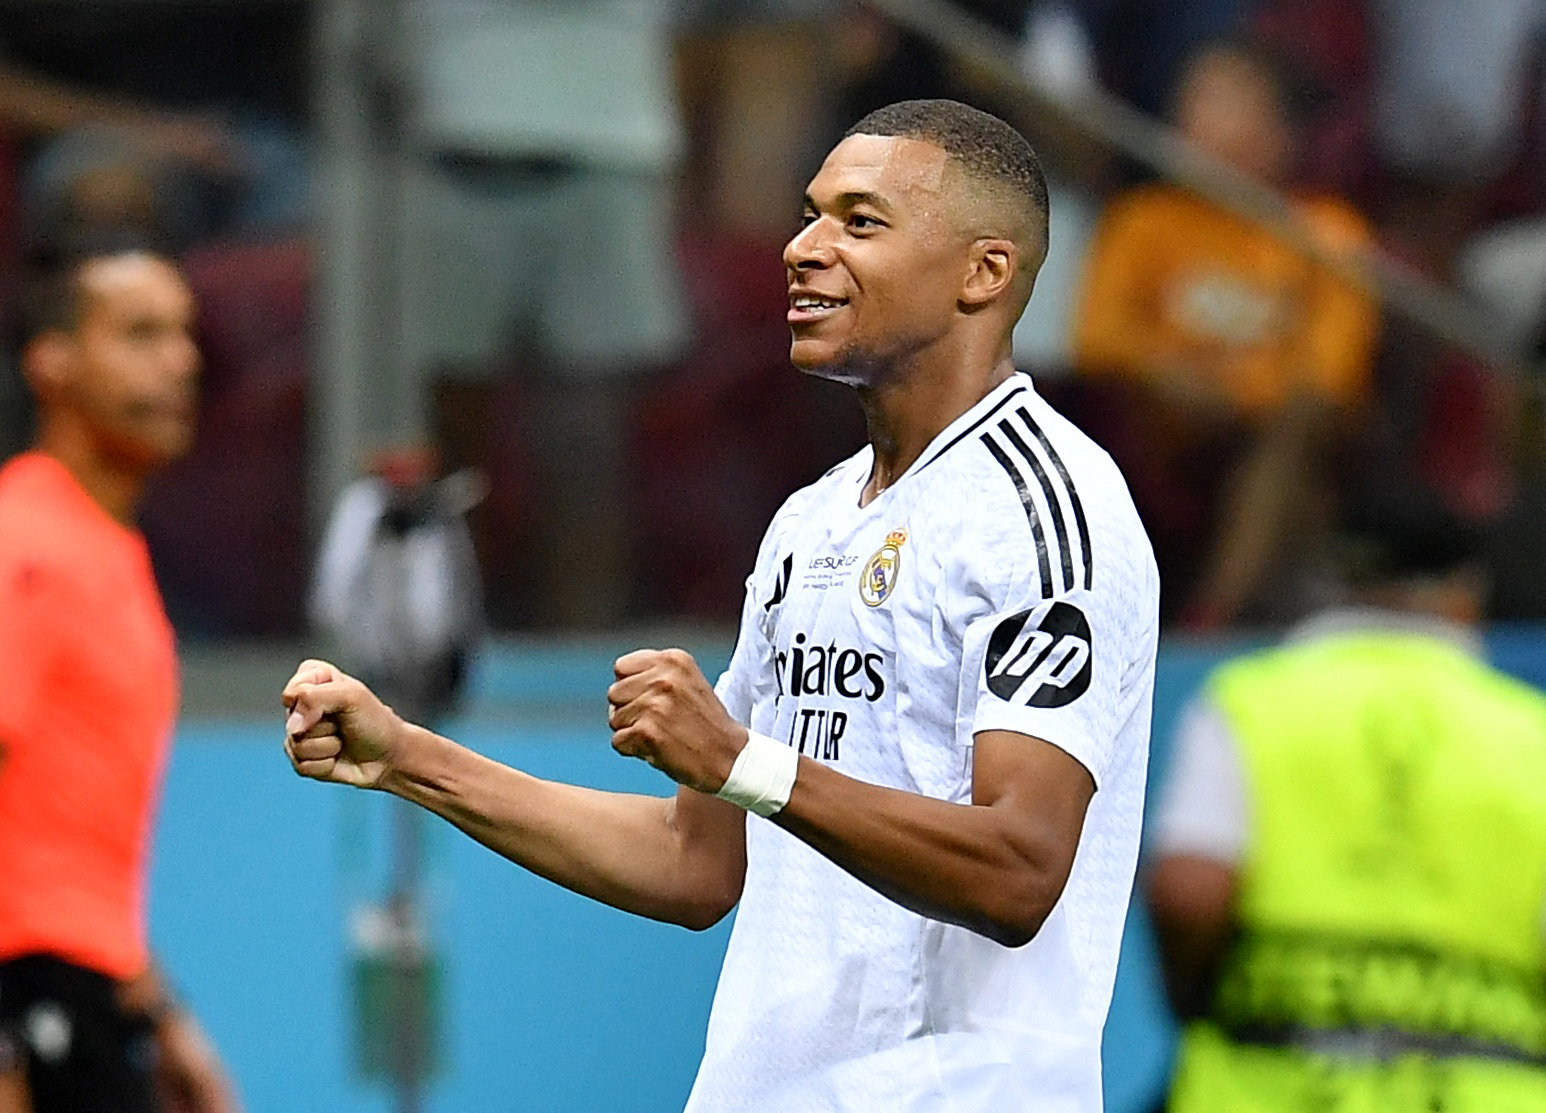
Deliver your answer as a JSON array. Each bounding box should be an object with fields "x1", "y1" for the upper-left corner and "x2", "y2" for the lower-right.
[{"x1": 1167, "y1": 631, "x2": 1546, "y2": 1112}]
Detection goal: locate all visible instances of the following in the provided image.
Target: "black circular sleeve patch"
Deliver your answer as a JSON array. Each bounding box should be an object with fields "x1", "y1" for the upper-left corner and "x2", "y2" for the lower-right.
[{"x1": 984, "y1": 600, "x2": 1093, "y2": 708}]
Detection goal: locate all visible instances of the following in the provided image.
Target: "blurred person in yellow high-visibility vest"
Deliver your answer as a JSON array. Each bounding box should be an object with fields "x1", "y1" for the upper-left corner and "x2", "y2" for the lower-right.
[{"x1": 1146, "y1": 488, "x2": 1546, "y2": 1112}]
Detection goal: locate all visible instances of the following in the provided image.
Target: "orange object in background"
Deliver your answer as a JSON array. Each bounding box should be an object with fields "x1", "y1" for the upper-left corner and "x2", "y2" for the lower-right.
[
  {"x1": 1073, "y1": 185, "x2": 1379, "y2": 419},
  {"x1": 0, "y1": 452, "x2": 177, "y2": 980}
]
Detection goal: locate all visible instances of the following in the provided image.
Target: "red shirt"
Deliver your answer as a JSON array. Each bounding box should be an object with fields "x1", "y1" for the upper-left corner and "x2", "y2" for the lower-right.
[{"x1": 0, "y1": 452, "x2": 178, "y2": 979}]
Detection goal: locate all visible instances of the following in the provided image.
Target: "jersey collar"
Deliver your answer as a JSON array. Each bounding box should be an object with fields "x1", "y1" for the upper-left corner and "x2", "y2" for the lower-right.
[{"x1": 911, "y1": 372, "x2": 1034, "y2": 476}]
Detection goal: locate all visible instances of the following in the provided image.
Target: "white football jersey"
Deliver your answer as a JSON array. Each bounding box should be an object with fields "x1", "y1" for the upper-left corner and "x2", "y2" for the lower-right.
[{"x1": 687, "y1": 373, "x2": 1160, "y2": 1113}]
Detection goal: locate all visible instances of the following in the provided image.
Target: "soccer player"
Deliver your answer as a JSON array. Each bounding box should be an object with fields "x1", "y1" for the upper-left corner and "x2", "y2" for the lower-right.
[
  {"x1": 0, "y1": 245, "x2": 239, "y2": 1113},
  {"x1": 284, "y1": 99, "x2": 1159, "y2": 1112}
]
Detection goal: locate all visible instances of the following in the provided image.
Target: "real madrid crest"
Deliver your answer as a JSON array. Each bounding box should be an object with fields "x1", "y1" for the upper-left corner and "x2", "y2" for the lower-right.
[{"x1": 860, "y1": 528, "x2": 908, "y2": 607}]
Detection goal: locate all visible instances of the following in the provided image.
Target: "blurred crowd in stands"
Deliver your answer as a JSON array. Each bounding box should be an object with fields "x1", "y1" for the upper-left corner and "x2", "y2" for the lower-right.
[{"x1": 0, "y1": 0, "x2": 1543, "y2": 637}]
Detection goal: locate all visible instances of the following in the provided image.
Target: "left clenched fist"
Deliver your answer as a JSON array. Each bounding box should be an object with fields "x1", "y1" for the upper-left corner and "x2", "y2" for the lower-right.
[{"x1": 606, "y1": 648, "x2": 748, "y2": 794}]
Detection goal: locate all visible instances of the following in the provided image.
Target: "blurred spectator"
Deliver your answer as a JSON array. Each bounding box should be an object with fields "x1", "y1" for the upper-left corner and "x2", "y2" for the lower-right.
[
  {"x1": 400, "y1": 0, "x2": 689, "y2": 629},
  {"x1": 0, "y1": 59, "x2": 234, "y2": 460},
  {"x1": 1364, "y1": 0, "x2": 1546, "y2": 289},
  {"x1": 0, "y1": 242, "x2": 240, "y2": 1113},
  {"x1": 835, "y1": 2, "x2": 1033, "y2": 127},
  {"x1": 1145, "y1": 490, "x2": 1546, "y2": 1112},
  {"x1": 1250, "y1": 0, "x2": 1378, "y2": 199},
  {"x1": 1369, "y1": 0, "x2": 1545, "y2": 193},
  {"x1": 674, "y1": 2, "x2": 1051, "y2": 241},
  {"x1": 311, "y1": 449, "x2": 485, "y2": 725},
  {"x1": 1071, "y1": 39, "x2": 1379, "y2": 627}
]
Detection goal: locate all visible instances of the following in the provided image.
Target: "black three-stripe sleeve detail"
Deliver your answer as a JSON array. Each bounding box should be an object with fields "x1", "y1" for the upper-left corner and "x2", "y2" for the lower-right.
[
  {"x1": 1015, "y1": 407, "x2": 1093, "y2": 589},
  {"x1": 996, "y1": 419, "x2": 1074, "y2": 594},
  {"x1": 981, "y1": 433, "x2": 1053, "y2": 596}
]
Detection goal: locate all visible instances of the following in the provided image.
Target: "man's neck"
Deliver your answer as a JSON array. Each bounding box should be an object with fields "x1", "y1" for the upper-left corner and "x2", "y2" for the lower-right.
[
  {"x1": 34, "y1": 420, "x2": 147, "y2": 527},
  {"x1": 857, "y1": 352, "x2": 1018, "y2": 506}
]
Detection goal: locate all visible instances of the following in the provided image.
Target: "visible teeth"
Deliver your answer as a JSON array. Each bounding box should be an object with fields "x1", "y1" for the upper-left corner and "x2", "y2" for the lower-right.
[{"x1": 794, "y1": 296, "x2": 844, "y2": 309}]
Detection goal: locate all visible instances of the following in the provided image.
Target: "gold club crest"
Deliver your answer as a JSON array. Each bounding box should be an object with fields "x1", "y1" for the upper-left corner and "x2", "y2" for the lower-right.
[{"x1": 860, "y1": 528, "x2": 908, "y2": 607}]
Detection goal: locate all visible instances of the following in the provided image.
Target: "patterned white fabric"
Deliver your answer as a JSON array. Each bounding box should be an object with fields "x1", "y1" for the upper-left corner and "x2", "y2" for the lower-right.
[{"x1": 690, "y1": 373, "x2": 1160, "y2": 1113}]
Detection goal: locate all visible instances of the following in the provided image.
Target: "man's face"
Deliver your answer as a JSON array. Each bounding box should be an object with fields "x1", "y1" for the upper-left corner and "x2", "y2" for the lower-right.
[
  {"x1": 783, "y1": 134, "x2": 972, "y2": 384},
  {"x1": 52, "y1": 254, "x2": 200, "y2": 470}
]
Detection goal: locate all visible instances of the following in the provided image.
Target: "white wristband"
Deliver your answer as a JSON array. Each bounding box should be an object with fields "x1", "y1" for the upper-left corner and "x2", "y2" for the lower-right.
[{"x1": 715, "y1": 731, "x2": 798, "y2": 817}]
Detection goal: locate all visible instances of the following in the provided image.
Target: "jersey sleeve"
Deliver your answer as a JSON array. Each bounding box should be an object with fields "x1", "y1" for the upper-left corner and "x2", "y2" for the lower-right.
[
  {"x1": 714, "y1": 566, "x2": 769, "y2": 725},
  {"x1": 963, "y1": 581, "x2": 1120, "y2": 785},
  {"x1": 951, "y1": 480, "x2": 1155, "y2": 789},
  {"x1": 714, "y1": 497, "x2": 802, "y2": 726}
]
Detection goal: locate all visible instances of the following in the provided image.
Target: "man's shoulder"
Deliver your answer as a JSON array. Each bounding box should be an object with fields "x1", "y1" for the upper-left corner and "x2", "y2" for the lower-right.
[
  {"x1": 0, "y1": 458, "x2": 60, "y2": 555},
  {"x1": 923, "y1": 386, "x2": 1142, "y2": 553},
  {"x1": 0, "y1": 456, "x2": 103, "y2": 583}
]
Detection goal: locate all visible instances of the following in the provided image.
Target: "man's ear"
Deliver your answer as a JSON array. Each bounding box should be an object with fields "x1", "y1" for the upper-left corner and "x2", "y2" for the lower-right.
[
  {"x1": 960, "y1": 239, "x2": 1017, "y2": 308},
  {"x1": 22, "y1": 332, "x2": 74, "y2": 398}
]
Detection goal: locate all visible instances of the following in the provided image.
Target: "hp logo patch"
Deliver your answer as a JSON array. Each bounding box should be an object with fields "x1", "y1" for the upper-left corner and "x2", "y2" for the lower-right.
[{"x1": 984, "y1": 601, "x2": 1092, "y2": 707}]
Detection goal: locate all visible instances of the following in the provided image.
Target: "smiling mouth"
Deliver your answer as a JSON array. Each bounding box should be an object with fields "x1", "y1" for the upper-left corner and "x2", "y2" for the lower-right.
[{"x1": 788, "y1": 294, "x2": 849, "y2": 323}]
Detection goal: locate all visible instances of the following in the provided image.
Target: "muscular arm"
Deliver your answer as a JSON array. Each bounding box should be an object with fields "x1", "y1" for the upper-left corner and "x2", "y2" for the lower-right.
[
  {"x1": 774, "y1": 730, "x2": 1094, "y2": 947},
  {"x1": 289, "y1": 652, "x2": 1093, "y2": 947},
  {"x1": 607, "y1": 650, "x2": 1095, "y2": 948},
  {"x1": 284, "y1": 662, "x2": 747, "y2": 931},
  {"x1": 381, "y1": 730, "x2": 747, "y2": 929}
]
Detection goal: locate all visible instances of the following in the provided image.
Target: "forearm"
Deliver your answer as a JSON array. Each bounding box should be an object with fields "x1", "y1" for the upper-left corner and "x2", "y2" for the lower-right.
[
  {"x1": 772, "y1": 757, "x2": 1070, "y2": 947},
  {"x1": 126, "y1": 959, "x2": 240, "y2": 1113},
  {"x1": 383, "y1": 724, "x2": 744, "y2": 929}
]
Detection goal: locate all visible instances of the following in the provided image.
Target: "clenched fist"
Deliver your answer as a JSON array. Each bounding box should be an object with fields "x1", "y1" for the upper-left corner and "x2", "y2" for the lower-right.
[
  {"x1": 282, "y1": 659, "x2": 405, "y2": 789},
  {"x1": 606, "y1": 648, "x2": 749, "y2": 794}
]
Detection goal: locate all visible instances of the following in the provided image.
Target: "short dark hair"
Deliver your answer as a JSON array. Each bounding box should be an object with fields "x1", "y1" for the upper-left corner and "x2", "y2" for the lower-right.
[
  {"x1": 845, "y1": 98, "x2": 1049, "y2": 240},
  {"x1": 12, "y1": 230, "x2": 165, "y2": 351}
]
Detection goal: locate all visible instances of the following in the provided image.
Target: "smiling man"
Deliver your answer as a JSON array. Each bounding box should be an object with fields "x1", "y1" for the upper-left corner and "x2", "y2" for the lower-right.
[{"x1": 283, "y1": 100, "x2": 1158, "y2": 1113}]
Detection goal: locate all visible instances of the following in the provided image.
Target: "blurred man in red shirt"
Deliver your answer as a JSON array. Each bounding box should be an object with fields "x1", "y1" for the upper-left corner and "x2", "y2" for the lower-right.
[{"x1": 0, "y1": 242, "x2": 238, "y2": 1112}]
